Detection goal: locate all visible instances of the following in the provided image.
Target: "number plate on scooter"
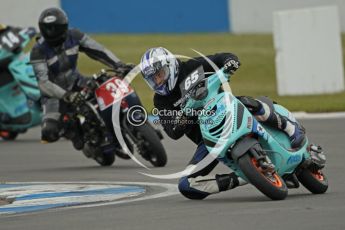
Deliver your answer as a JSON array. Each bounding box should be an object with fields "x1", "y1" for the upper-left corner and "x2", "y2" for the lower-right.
[
  {"x1": 95, "y1": 77, "x2": 134, "y2": 111},
  {"x1": 0, "y1": 30, "x2": 24, "y2": 52}
]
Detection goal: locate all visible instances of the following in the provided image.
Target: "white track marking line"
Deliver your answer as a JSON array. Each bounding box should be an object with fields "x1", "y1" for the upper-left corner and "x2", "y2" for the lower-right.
[
  {"x1": 66, "y1": 182, "x2": 178, "y2": 210},
  {"x1": 0, "y1": 181, "x2": 179, "y2": 217}
]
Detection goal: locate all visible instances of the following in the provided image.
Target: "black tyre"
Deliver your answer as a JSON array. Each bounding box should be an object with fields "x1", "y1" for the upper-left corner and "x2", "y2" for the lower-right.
[
  {"x1": 135, "y1": 122, "x2": 167, "y2": 167},
  {"x1": 94, "y1": 152, "x2": 115, "y2": 166},
  {"x1": 83, "y1": 143, "x2": 115, "y2": 166},
  {"x1": 0, "y1": 131, "x2": 18, "y2": 140},
  {"x1": 297, "y1": 169, "x2": 328, "y2": 194},
  {"x1": 115, "y1": 150, "x2": 131, "y2": 160},
  {"x1": 116, "y1": 130, "x2": 133, "y2": 160},
  {"x1": 238, "y1": 154, "x2": 288, "y2": 200}
]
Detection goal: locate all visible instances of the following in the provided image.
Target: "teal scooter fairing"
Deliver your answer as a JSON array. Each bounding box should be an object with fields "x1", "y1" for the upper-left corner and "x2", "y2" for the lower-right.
[
  {"x1": 178, "y1": 66, "x2": 327, "y2": 200},
  {"x1": 0, "y1": 27, "x2": 41, "y2": 139}
]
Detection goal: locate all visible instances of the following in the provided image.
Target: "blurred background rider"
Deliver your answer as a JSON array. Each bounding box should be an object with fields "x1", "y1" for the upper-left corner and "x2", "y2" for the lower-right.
[{"x1": 30, "y1": 7, "x2": 133, "y2": 150}]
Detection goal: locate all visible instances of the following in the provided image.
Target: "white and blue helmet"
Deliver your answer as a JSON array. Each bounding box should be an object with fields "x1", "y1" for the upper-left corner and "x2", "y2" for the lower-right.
[{"x1": 140, "y1": 47, "x2": 179, "y2": 96}]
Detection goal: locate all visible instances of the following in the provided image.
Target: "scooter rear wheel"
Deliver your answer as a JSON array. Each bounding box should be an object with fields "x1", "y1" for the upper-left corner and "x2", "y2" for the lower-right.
[
  {"x1": 297, "y1": 168, "x2": 328, "y2": 194},
  {"x1": 238, "y1": 154, "x2": 288, "y2": 200}
]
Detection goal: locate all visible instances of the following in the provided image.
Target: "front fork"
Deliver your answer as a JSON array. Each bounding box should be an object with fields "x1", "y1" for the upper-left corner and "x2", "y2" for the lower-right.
[
  {"x1": 247, "y1": 142, "x2": 276, "y2": 173},
  {"x1": 119, "y1": 110, "x2": 144, "y2": 155}
]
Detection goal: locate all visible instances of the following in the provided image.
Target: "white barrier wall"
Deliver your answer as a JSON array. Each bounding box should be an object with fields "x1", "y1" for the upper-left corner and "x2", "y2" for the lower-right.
[
  {"x1": 229, "y1": 0, "x2": 345, "y2": 33},
  {"x1": 0, "y1": 0, "x2": 60, "y2": 28},
  {"x1": 273, "y1": 6, "x2": 344, "y2": 95}
]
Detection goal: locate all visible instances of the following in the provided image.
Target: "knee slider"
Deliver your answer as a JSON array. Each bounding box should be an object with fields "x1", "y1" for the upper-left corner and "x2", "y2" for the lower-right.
[
  {"x1": 178, "y1": 177, "x2": 190, "y2": 193},
  {"x1": 178, "y1": 177, "x2": 209, "y2": 200}
]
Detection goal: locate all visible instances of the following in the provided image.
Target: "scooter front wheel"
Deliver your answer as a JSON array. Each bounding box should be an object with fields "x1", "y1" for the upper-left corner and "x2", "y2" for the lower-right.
[
  {"x1": 238, "y1": 154, "x2": 288, "y2": 200},
  {"x1": 134, "y1": 122, "x2": 167, "y2": 167}
]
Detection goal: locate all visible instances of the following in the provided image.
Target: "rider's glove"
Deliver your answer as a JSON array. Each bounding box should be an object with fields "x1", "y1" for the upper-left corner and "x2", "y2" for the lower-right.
[
  {"x1": 172, "y1": 115, "x2": 188, "y2": 133},
  {"x1": 63, "y1": 91, "x2": 85, "y2": 107},
  {"x1": 115, "y1": 63, "x2": 135, "y2": 77},
  {"x1": 223, "y1": 56, "x2": 241, "y2": 74},
  {"x1": 26, "y1": 27, "x2": 37, "y2": 38}
]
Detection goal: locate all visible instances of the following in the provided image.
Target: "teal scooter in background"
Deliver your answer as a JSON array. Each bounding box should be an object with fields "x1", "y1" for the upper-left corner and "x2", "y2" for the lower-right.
[
  {"x1": 178, "y1": 66, "x2": 328, "y2": 200},
  {"x1": 0, "y1": 26, "x2": 41, "y2": 140}
]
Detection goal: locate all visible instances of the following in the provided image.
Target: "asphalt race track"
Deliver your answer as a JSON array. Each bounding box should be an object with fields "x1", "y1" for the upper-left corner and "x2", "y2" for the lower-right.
[{"x1": 1, "y1": 118, "x2": 345, "y2": 230}]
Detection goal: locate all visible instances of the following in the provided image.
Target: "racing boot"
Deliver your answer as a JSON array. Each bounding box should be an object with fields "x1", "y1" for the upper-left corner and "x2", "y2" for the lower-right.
[
  {"x1": 186, "y1": 172, "x2": 241, "y2": 196},
  {"x1": 63, "y1": 122, "x2": 84, "y2": 150},
  {"x1": 286, "y1": 120, "x2": 306, "y2": 149},
  {"x1": 216, "y1": 172, "x2": 241, "y2": 192},
  {"x1": 71, "y1": 133, "x2": 84, "y2": 151}
]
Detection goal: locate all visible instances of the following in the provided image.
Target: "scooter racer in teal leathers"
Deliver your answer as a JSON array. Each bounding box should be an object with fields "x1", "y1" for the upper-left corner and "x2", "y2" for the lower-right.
[
  {"x1": 140, "y1": 47, "x2": 327, "y2": 200},
  {"x1": 0, "y1": 24, "x2": 41, "y2": 140}
]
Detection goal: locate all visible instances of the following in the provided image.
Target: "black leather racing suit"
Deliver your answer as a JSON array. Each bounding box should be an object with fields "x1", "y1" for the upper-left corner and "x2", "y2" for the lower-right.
[{"x1": 30, "y1": 28, "x2": 125, "y2": 142}]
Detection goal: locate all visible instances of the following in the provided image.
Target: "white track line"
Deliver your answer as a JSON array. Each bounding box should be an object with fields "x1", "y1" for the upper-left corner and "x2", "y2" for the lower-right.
[
  {"x1": 66, "y1": 181, "x2": 179, "y2": 209},
  {"x1": 1, "y1": 181, "x2": 179, "y2": 217}
]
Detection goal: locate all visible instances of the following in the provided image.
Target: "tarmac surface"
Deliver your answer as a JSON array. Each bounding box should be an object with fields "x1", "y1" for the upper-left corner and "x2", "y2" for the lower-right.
[{"x1": 0, "y1": 117, "x2": 344, "y2": 230}]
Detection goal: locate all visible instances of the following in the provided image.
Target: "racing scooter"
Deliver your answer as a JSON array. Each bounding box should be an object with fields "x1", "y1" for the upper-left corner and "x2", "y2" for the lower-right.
[
  {"x1": 178, "y1": 66, "x2": 327, "y2": 200},
  {"x1": 0, "y1": 27, "x2": 41, "y2": 140}
]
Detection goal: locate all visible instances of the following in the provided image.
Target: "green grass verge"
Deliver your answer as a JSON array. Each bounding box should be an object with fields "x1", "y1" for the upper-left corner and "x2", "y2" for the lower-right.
[{"x1": 66, "y1": 33, "x2": 345, "y2": 112}]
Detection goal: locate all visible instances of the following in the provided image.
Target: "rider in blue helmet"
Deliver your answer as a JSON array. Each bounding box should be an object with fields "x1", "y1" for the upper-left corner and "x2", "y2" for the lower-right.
[{"x1": 140, "y1": 47, "x2": 306, "y2": 200}]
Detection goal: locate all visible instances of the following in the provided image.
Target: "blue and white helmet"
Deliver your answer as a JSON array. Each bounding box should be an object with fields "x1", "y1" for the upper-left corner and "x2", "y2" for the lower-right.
[{"x1": 140, "y1": 47, "x2": 179, "y2": 96}]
